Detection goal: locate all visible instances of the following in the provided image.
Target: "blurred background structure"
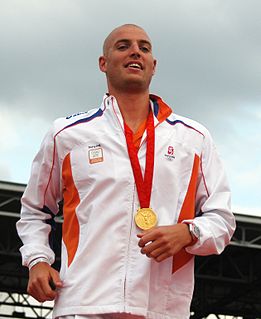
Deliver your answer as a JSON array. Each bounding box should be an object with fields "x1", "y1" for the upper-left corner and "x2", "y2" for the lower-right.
[{"x1": 0, "y1": 180, "x2": 261, "y2": 319}]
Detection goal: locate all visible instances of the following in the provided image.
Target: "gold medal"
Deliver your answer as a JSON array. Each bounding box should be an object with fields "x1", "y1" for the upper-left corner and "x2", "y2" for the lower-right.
[{"x1": 135, "y1": 208, "x2": 158, "y2": 230}]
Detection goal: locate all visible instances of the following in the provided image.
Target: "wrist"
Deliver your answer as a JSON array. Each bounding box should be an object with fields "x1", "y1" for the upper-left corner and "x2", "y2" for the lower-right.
[
  {"x1": 28, "y1": 257, "x2": 51, "y2": 271},
  {"x1": 183, "y1": 222, "x2": 200, "y2": 246}
]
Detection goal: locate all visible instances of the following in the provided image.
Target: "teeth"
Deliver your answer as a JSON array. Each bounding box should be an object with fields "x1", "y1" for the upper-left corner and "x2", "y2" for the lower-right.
[{"x1": 128, "y1": 63, "x2": 141, "y2": 69}]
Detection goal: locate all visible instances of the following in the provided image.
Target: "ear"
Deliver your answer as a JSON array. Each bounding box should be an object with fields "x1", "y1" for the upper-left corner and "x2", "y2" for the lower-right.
[
  {"x1": 99, "y1": 56, "x2": 107, "y2": 73},
  {"x1": 152, "y1": 58, "x2": 157, "y2": 76}
]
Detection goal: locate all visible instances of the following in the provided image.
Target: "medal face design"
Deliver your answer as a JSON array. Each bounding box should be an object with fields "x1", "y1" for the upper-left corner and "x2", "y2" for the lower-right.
[{"x1": 135, "y1": 208, "x2": 158, "y2": 230}]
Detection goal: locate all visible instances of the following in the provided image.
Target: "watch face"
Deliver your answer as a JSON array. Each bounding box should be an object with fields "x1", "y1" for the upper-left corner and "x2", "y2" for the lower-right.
[
  {"x1": 189, "y1": 223, "x2": 200, "y2": 239},
  {"x1": 192, "y1": 225, "x2": 200, "y2": 239}
]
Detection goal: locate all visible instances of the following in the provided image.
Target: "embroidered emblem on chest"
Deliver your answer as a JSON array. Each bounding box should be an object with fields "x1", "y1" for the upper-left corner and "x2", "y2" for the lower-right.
[
  {"x1": 164, "y1": 145, "x2": 175, "y2": 161},
  {"x1": 88, "y1": 144, "x2": 104, "y2": 164}
]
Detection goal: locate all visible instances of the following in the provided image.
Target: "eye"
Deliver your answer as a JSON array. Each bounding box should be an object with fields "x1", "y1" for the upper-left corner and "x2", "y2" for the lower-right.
[
  {"x1": 140, "y1": 46, "x2": 150, "y2": 53},
  {"x1": 117, "y1": 44, "x2": 129, "y2": 51}
]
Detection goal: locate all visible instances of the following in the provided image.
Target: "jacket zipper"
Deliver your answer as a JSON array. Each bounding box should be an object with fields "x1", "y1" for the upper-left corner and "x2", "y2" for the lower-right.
[
  {"x1": 123, "y1": 137, "x2": 148, "y2": 307},
  {"x1": 114, "y1": 97, "x2": 149, "y2": 307},
  {"x1": 123, "y1": 182, "x2": 136, "y2": 309}
]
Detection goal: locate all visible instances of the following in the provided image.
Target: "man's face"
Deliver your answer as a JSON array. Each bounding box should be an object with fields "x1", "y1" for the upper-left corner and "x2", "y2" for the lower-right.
[{"x1": 99, "y1": 26, "x2": 157, "y2": 94}]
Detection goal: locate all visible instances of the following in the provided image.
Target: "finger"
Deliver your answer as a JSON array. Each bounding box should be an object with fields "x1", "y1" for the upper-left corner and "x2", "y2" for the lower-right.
[
  {"x1": 28, "y1": 282, "x2": 53, "y2": 302},
  {"x1": 37, "y1": 275, "x2": 57, "y2": 300},
  {"x1": 27, "y1": 285, "x2": 42, "y2": 302},
  {"x1": 138, "y1": 229, "x2": 159, "y2": 247},
  {"x1": 50, "y1": 269, "x2": 63, "y2": 289},
  {"x1": 29, "y1": 290, "x2": 46, "y2": 302},
  {"x1": 137, "y1": 228, "x2": 152, "y2": 238},
  {"x1": 49, "y1": 278, "x2": 56, "y2": 291},
  {"x1": 146, "y1": 246, "x2": 168, "y2": 259},
  {"x1": 155, "y1": 252, "x2": 172, "y2": 263},
  {"x1": 140, "y1": 239, "x2": 162, "y2": 255},
  {"x1": 152, "y1": 243, "x2": 184, "y2": 261}
]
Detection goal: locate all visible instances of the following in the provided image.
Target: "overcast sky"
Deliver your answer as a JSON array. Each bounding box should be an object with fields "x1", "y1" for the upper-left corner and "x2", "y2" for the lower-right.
[{"x1": 0, "y1": 0, "x2": 260, "y2": 217}]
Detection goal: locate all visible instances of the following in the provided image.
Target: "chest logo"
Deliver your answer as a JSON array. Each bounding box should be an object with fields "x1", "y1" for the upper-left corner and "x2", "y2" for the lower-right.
[
  {"x1": 164, "y1": 145, "x2": 175, "y2": 161},
  {"x1": 88, "y1": 146, "x2": 103, "y2": 164}
]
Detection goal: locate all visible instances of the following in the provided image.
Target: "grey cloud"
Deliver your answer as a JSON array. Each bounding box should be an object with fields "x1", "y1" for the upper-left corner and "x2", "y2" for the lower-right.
[
  {"x1": 1, "y1": 0, "x2": 260, "y2": 126},
  {"x1": 1, "y1": 0, "x2": 261, "y2": 213}
]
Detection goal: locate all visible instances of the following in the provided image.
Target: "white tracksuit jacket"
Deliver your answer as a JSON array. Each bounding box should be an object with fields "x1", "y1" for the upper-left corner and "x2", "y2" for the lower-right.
[{"x1": 16, "y1": 94, "x2": 236, "y2": 319}]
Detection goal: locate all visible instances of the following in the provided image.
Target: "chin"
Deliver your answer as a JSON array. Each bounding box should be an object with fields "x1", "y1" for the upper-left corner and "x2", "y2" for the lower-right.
[
  {"x1": 124, "y1": 83, "x2": 147, "y2": 93},
  {"x1": 124, "y1": 78, "x2": 149, "y2": 90}
]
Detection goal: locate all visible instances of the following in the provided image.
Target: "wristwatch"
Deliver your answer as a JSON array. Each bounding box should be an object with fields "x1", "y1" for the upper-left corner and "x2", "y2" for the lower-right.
[{"x1": 187, "y1": 223, "x2": 200, "y2": 242}]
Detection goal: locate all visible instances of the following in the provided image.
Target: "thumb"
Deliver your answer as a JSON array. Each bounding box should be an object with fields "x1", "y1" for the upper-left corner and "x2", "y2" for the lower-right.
[{"x1": 50, "y1": 269, "x2": 63, "y2": 289}]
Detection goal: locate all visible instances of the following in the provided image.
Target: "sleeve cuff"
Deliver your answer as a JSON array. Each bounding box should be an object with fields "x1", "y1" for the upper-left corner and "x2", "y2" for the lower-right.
[{"x1": 28, "y1": 257, "x2": 51, "y2": 270}]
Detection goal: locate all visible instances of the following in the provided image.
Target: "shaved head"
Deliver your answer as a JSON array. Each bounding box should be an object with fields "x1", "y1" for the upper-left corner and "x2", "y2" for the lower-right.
[
  {"x1": 99, "y1": 23, "x2": 156, "y2": 95},
  {"x1": 102, "y1": 24, "x2": 150, "y2": 56}
]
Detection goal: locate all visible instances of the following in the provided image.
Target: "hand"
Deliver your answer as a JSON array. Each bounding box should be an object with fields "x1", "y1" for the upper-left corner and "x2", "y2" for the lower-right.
[
  {"x1": 137, "y1": 224, "x2": 192, "y2": 263},
  {"x1": 27, "y1": 262, "x2": 63, "y2": 302}
]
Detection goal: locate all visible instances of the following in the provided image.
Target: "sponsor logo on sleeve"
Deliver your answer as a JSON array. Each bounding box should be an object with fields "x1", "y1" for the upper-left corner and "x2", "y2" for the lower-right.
[{"x1": 66, "y1": 112, "x2": 87, "y2": 120}]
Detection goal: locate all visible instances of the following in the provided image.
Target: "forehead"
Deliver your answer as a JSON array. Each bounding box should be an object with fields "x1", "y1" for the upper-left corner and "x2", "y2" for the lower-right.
[{"x1": 105, "y1": 26, "x2": 152, "y2": 51}]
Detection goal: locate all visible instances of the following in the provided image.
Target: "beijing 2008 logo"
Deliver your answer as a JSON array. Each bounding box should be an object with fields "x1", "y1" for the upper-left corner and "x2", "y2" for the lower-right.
[
  {"x1": 168, "y1": 146, "x2": 174, "y2": 155},
  {"x1": 165, "y1": 145, "x2": 175, "y2": 161}
]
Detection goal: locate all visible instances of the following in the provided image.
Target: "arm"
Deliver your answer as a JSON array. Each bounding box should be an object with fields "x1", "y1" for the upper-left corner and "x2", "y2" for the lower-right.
[
  {"x1": 16, "y1": 124, "x2": 63, "y2": 299},
  {"x1": 138, "y1": 130, "x2": 235, "y2": 261},
  {"x1": 184, "y1": 131, "x2": 236, "y2": 255}
]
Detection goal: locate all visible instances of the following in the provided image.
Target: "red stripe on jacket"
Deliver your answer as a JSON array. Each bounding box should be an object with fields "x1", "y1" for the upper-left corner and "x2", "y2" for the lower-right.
[{"x1": 172, "y1": 154, "x2": 200, "y2": 273}]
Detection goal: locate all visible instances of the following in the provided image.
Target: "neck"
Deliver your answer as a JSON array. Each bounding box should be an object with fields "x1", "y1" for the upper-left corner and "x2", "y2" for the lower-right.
[{"x1": 109, "y1": 90, "x2": 151, "y2": 133}]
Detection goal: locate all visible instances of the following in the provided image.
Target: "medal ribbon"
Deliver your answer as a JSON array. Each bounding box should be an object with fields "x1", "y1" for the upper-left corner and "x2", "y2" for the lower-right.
[{"x1": 124, "y1": 110, "x2": 155, "y2": 208}]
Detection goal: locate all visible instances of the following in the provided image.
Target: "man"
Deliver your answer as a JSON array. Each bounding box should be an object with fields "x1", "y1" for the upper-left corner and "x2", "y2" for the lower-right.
[{"x1": 16, "y1": 24, "x2": 236, "y2": 319}]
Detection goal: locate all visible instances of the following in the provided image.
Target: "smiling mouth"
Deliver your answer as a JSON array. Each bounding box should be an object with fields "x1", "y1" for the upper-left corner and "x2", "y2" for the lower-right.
[{"x1": 125, "y1": 62, "x2": 143, "y2": 70}]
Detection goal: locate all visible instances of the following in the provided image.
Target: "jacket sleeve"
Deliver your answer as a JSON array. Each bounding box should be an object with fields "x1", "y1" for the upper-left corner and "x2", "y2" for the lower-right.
[
  {"x1": 16, "y1": 123, "x2": 62, "y2": 267},
  {"x1": 184, "y1": 129, "x2": 236, "y2": 256}
]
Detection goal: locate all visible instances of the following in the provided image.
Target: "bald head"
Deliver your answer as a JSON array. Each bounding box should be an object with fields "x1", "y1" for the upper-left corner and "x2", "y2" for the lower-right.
[
  {"x1": 102, "y1": 24, "x2": 151, "y2": 56},
  {"x1": 99, "y1": 24, "x2": 156, "y2": 95}
]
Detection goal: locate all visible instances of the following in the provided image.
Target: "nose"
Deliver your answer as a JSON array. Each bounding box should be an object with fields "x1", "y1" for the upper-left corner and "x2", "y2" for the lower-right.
[{"x1": 129, "y1": 43, "x2": 141, "y2": 58}]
